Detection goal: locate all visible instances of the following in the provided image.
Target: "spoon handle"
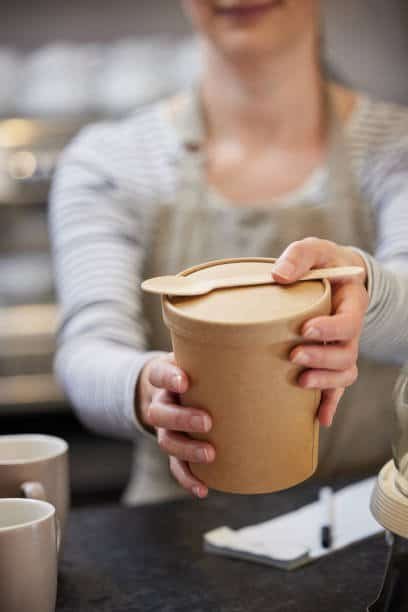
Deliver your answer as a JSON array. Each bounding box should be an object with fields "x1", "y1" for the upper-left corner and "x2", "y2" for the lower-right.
[
  {"x1": 209, "y1": 266, "x2": 364, "y2": 291},
  {"x1": 299, "y1": 266, "x2": 365, "y2": 282}
]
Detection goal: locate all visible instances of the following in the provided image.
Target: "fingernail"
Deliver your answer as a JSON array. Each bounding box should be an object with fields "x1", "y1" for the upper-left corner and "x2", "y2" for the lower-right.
[
  {"x1": 292, "y1": 351, "x2": 310, "y2": 365},
  {"x1": 273, "y1": 260, "x2": 296, "y2": 280},
  {"x1": 191, "y1": 416, "x2": 211, "y2": 432},
  {"x1": 328, "y1": 407, "x2": 337, "y2": 427},
  {"x1": 195, "y1": 448, "x2": 209, "y2": 462},
  {"x1": 203, "y1": 416, "x2": 212, "y2": 432},
  {"x1": 323, "y1": 413, "x2": 334, "y2": 428},
  {"x1": 303, "y1": 327, "x2": 321, "y2": 340},
  {"x1": 303, "y1": 378, "x2": 316, "y2": 389},
  {"x1": 171, "y1": 373, "x2": 183, "y2": 393},
  {"x1": 193, "y1": 486, "x2": 205, "y2": 498}
]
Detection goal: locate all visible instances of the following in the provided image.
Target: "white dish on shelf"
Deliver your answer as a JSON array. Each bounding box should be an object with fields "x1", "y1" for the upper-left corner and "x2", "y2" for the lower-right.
[
  {"x1": 0, "y1": 254, "x2": 53, "y2": 304},
  {"x1": 17, "y1": 43, "x2": 102, "y2": 117}
]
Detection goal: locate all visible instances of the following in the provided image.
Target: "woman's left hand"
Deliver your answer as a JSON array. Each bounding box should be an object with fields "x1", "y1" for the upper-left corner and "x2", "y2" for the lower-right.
[{"x1": 272, "y1": 238, "x2": 369, "y2": 428}]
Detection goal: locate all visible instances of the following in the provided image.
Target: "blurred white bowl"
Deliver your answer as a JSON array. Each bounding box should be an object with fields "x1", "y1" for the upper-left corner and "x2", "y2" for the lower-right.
[
  {"x1": 17, "y1": 43, "x2": 102, "y2": 117},
  {"x1": 0, "y1": 254, "x2": 54, "y2": 305},
  {"x1": 96, "y1": 37, "x2": 181, "y2": 116}
]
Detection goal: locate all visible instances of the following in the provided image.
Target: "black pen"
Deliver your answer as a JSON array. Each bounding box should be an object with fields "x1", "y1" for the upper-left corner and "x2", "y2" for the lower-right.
[{"x1": 319, "y1": 487, "x2": 334, "y2": 549}]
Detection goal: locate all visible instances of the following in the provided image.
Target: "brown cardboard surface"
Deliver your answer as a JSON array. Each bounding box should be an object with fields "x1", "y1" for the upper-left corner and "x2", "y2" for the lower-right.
[{"x1": 162, "y1": 257, "x2": 331, "y2": 494}]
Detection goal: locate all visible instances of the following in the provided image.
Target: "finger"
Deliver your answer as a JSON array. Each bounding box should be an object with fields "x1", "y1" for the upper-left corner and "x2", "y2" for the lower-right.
[
  {"x1": 302, "y1": 314, "x2": 361, "y2": 343},
  {"x1": 147, "y1": 397, "x2": 212, "y2": 433},
  {"x1": 148, "y1": 356, "x2": 189, "y2": 394},
  {"x1": 318, "y1": 388, "x2": 345, "y2": 428},
  {"x1": 290, "y1": 340, "x2": 358, "y2": 371},
  {"x1": 298, "y1": 366, "x2": 358, "y2": 390},
  {"x1": 169, "y1": 457, "x2": 208, "y2": 498},
  {"x1": 302, "y1": 283, "x2": 368, "y2": 342},
  {"x1": 157, "y1": 429, "x2": 216, "y2": 464},
  {"x1": 272, "y1": 238, "x2": 338, "y2": 283}
]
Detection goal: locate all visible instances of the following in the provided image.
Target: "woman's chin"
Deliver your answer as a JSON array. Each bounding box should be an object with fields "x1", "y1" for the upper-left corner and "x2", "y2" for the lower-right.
[{"x1": 210, "y1": 26, "x2": 288, "y2": 61}]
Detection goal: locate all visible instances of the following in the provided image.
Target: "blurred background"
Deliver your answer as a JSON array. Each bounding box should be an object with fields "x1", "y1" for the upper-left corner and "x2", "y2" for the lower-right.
[{"x1": 1, "y1": 0, "x2": 408, "y2": 507}]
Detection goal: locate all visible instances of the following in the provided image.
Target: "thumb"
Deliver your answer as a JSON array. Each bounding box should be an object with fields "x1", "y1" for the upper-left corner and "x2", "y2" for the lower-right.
[{"x1": 272, "y1": 238, "x2": 337, "y2": 284}]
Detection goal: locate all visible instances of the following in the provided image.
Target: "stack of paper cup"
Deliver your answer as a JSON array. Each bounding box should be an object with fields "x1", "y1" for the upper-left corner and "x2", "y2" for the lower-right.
[{"x1": 370, "y1": 460, "x2": 408, "y2": 537}]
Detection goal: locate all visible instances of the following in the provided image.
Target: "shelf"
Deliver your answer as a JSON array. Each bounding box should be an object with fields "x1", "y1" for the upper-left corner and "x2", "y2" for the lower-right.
[
  {"x1": 0, "y1": 373, "x2": 67, "y2": 413},
  {"x1": 0, "y1": 303, "x2": 58, "y2": 339},
  {"x1": 0, "y1": 304, "x2": 61, "y2": 410},
  {"x1": 0, "y1": 116, "x2": 91, "y2": 205}
]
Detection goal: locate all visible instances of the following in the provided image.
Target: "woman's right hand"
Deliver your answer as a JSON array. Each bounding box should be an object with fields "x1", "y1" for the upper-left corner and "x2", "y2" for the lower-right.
[{"x1": 138, "y1": 354, "x2": 215, "y2": 499}]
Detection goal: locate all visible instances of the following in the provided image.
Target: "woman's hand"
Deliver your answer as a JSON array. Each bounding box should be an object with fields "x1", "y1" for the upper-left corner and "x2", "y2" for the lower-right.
[
  {"x1": 272, "y1": 237, "x2": 369, "y2": 427},
  {"x1": 138, "y1": 238, "x2": 368, "y2": 495},
  {"x1": 137, "y1": 354, "x2": 215, "y2": 499}
]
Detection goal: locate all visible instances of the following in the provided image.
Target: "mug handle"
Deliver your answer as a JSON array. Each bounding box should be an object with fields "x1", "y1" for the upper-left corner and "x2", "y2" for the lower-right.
[
  {"x1": 20, "y1": 481, "x2": 61, "y2": 553},
  {"x1": 20, "y1": 480, "x2": 47, "y2": 502}
]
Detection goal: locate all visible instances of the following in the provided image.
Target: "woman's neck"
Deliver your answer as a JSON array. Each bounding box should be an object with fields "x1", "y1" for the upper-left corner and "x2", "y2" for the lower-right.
[{"x1": 200, "y1": 36, "x2": 327, "y2": 151}]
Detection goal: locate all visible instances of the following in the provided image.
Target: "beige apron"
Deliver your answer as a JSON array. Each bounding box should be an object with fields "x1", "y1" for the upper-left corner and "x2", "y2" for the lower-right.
[{"x1": 143, "y1": 89, "x2": 399, "y2": 479}]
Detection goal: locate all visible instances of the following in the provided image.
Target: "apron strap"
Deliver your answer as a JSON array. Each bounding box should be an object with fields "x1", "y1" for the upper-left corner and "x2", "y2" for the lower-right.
[
  {"x1": 167, "y1": 88, "x2": 208, "y2": 208},
  {"x1": 325, "y1": 90, "x2": 376, "y2": 250}
]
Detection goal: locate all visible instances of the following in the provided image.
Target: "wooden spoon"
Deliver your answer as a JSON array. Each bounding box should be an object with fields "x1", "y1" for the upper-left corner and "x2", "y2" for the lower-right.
[{"x1": 141, "y1": 266, "x2": 364, "y2": 297}]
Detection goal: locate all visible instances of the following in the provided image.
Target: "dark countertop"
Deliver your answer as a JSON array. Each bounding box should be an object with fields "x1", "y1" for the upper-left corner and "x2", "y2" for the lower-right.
[{"x1": 57, "y1": 480, "x2": 387, "y2": 612}]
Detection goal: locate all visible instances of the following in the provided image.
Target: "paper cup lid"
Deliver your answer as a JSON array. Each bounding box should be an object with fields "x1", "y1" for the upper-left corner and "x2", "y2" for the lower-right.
[
  {"x1": 165, "y1": 258, "x2": 327, "y2": 325},
  {"x1": 162, "y1": 258, "x2": 330, "y2": 345}
]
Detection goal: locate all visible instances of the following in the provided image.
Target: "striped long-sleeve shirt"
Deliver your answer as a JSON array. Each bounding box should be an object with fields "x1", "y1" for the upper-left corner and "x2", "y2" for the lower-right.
[{"x1": 49, "y1": 93, "x2": 408, "y2": 440}]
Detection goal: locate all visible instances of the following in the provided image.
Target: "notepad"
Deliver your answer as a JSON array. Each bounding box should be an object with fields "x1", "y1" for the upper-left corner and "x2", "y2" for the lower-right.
[{"x1": 204, "y1": 478, "x2": 383, "y2": 570}]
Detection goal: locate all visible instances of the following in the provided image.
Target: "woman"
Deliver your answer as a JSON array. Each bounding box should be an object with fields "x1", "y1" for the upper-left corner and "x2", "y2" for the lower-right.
[{"x1": 50, "y1": 0, "x2": 408, "y2": 504}]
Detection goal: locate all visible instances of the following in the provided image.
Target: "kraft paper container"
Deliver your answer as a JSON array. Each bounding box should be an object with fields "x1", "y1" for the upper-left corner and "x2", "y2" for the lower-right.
[{"x1": 162, "y1": 258, "x2": 331, "y2": 494}]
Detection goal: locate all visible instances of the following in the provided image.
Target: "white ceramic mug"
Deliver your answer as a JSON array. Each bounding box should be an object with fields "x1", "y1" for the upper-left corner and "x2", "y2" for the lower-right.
[
  {"x1": 0, "y1": 435, "x2": 69, "y2": 544},
  {"x1": 0, "y1": 498, "x2": 59, "y2": 612}
]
